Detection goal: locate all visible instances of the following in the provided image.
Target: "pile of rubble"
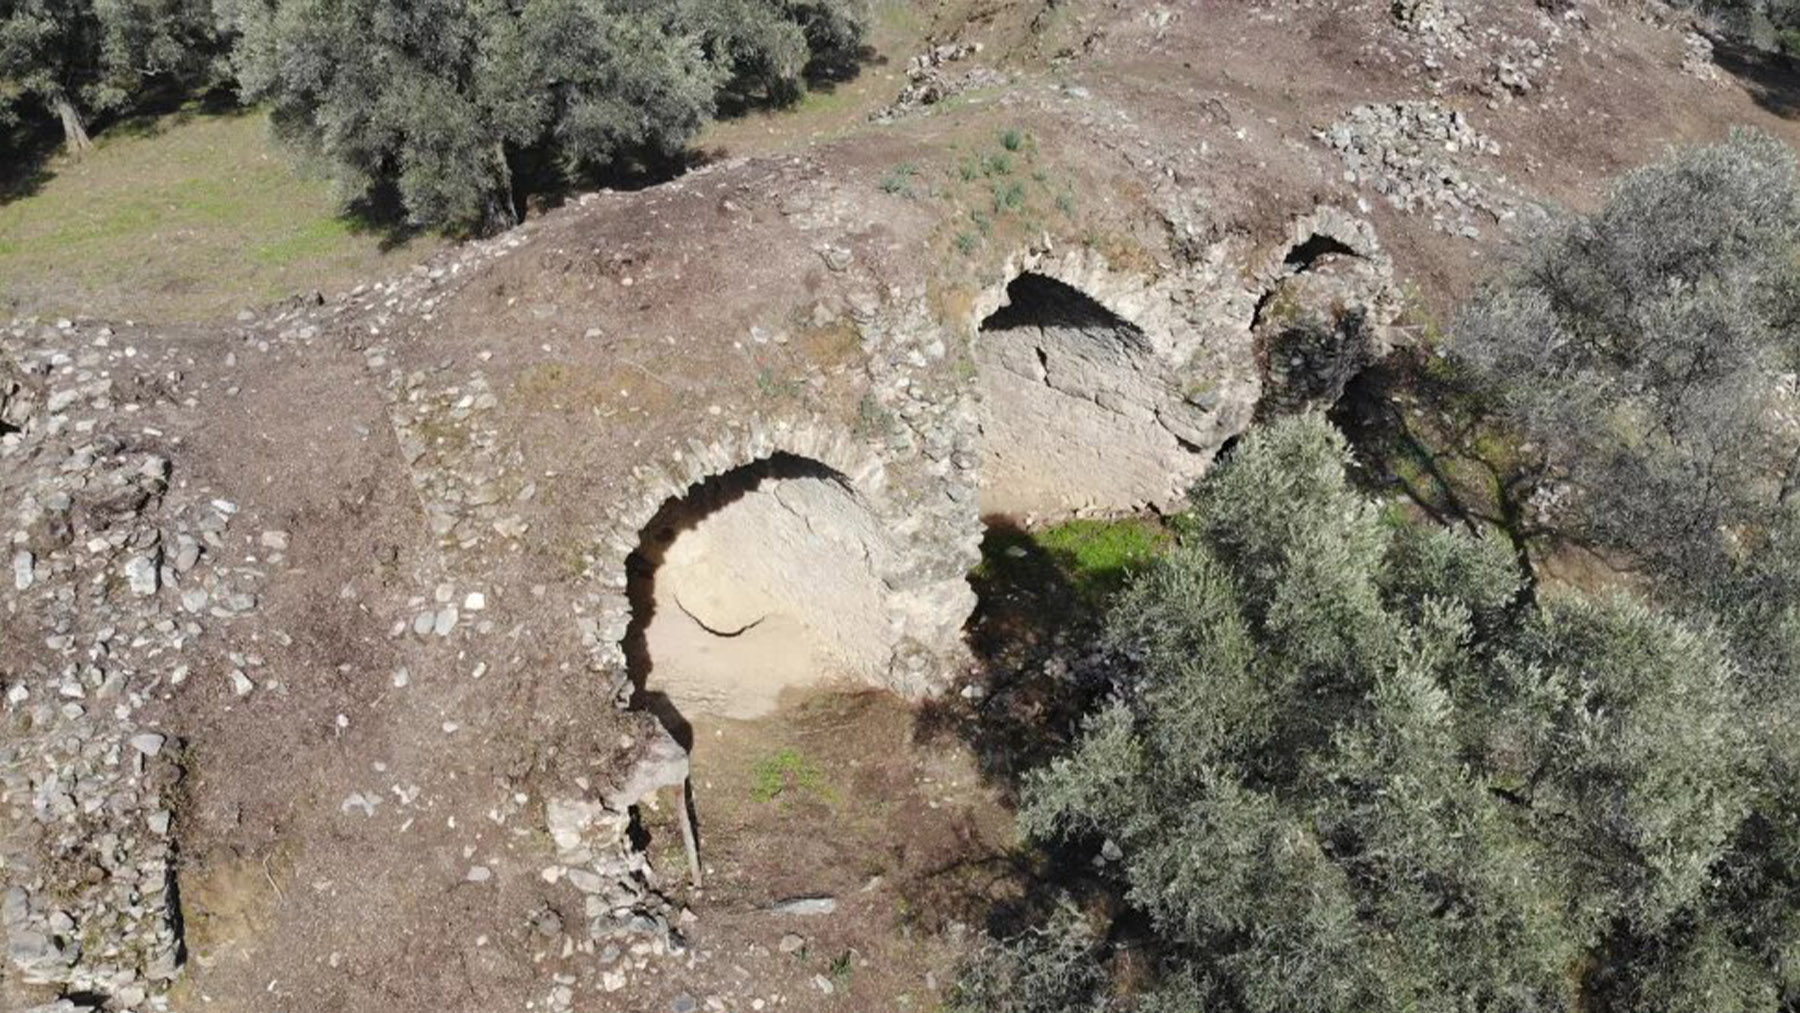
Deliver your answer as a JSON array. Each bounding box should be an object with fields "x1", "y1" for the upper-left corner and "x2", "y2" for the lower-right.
[
  {"x1": 1388, "y1": 0, "x2": 1591, "y2": 109},
  {"x1": 1476, "y1": 34, "x2": 1556, "y2": 105},
  {"x1": 537, "y1": 725, "x2": 694, "y2": 1009},
  {"x1": 1391, "y1": 0, "x2": 1474, "y2": 64},
  {"x1": 1682, "y1": 30, "x2": 1722, "y2": 81},
  {"x1": 0, "y1": 320, "x2": 254, "y2": 1010},
  {"x1": 871, "y1": 42, "x2": 1007, "y2": 123},
  {"x1": 1317, "y1": 100, "x2": 1515, "y2": 239},
  {"x1": 1392, "y1": 0, "x2": 1469, "y2": 41}
]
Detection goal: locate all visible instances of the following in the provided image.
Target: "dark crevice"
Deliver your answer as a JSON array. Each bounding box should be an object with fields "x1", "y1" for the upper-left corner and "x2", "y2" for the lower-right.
[
  {"x1": 1250, "y1": 286, "x2": 1279, "y2": 331},
  {"x1": 673, "y1": 594, "x2": 768, "y2": 638},
  {"x1": 1214, "y1": 433, "x2": 1244, "y2": 465},
  {"x1": 1284, "y1": 233, "x2": 1360, "y2": 270}
]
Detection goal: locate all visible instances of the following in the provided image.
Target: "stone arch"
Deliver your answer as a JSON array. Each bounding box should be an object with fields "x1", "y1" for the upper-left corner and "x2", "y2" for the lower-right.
[
  {"x1": 1251, "y1": 208, "x2": 1401, "y2": 418},
  {"x1": 620, "y1": 449, "x2": 906, "y2": 725},
  {"x1": 971, "y1": 269, "x2": 1213, "y2": 519},
  {"x1": 590, "y1": 424, "x2": 914, "y2": 726}
]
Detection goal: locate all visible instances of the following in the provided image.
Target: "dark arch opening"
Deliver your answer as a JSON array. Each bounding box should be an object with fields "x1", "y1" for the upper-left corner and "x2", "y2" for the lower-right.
[
  {"x1": 979, "y1": 273, "x2": 1155, "y2": 345},
  {"x1": 1284, "y1": 233, "x2": 1360, "y2": 270}
]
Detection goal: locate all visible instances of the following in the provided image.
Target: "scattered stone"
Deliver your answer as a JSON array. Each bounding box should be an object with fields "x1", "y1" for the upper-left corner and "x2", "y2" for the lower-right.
[
  {"x1": 124, "y1": 552, "x2": 160, "y2": 595},
  {"x1": 532, "y1": 908, "x2": 564, "y2": 936},
  {"x1": 871, "y1": 42, "x2": 1006, "y2": 122},
  {"x1": 1317, "y1": 101, "x2": 1516, "y2": 238},
  {"x1": 341, "y1": 793, "x2": 379, "y2": 817},
  {"x1": 1682, "y1": 31, "x2": 1721, "y2": 82},
  {"x1": 770, "y1": 896, "x2": 837, "y2": 916}
]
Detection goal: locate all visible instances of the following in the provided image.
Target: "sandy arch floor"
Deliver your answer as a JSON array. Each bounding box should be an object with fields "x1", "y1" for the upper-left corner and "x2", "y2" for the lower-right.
[{"x1": 627, "y1": 454, "x2": 900, "y2": 720}]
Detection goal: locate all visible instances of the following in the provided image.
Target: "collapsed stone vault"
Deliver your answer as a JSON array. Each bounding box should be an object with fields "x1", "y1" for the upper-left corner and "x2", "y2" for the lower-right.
[
  {"x1": 975, "y1": 271, "x2": 1214, "y2": 519},
  {"x1": 604, "y1": 208, "x2": 1399, "y2": 721},
  {"x1": 0, "y1": 138, "x2": 1405, "y2": 1013}
]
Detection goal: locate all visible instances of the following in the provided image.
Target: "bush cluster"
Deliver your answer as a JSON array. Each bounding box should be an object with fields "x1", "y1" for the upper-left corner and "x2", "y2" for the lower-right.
[
  {"x1": 954, "y1": 415, "x2": 1796, "y2": 1012},
  {"x1": 958, "y1": 129, "x2": 1800, "y2": 1013},
  {"x1": 3, "y1": 0, "x2": 862, "y2": 229}
]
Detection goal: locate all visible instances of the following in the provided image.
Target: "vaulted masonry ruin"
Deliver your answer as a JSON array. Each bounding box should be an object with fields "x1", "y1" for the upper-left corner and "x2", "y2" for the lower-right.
[
  {"x1": 624, "y1": 454, "x2": 905, "y2": 722},
  {"x1": 614, "y1": 209, "x2": 1399, "y2": 723}
]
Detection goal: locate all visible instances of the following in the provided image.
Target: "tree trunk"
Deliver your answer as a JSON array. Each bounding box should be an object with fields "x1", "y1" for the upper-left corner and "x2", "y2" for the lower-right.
[
  {"x1": 484, "y1": 140, "x2": 519, "y2": 234},
  {"x1": 51, "y1": 94, "x2": 91, "y2": 154}
]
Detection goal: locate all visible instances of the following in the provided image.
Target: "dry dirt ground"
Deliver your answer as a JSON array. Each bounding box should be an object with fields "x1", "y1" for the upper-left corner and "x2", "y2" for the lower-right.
[{"x1": 10, "y1": 2, "x2": 1800, "y2": 1013}]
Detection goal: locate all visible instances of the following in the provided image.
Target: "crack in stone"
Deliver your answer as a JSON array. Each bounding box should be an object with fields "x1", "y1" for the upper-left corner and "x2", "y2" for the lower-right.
[{"x1": 673, "y1": 592, "x2": 770, "y2": 638}]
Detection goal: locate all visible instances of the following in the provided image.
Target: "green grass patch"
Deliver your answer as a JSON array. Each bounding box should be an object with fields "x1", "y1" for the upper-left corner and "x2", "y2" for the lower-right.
[
  {"x1": 879, "y1": 161, "x2": 920, "y2": 196},
  {"x1": 973, "y1": 516, "x2": 1170, "y2": 607},
  {"x1": 0, "y1": 105, "x2": 439, "y2": 323},
  {"x1": 253, "y1": 216, "x2": 358, "y2": 267},
  {"x1": 750, "y1": 747, "x2": 833, "y2": 804},
  {"x1": 991, "y1": 179, "x2": 1027, "y2": 213},
  {"x1": 1033, "y1": 518, "x2": 1168, "y2": 598},
  {"x1": 827, "y1": 950, "x2": 857, "y2": 992}
]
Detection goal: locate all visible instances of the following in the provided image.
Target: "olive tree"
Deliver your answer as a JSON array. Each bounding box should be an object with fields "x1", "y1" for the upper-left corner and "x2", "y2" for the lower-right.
[
  {"x1": 0, "y1": 0, "x2": 223, "y2": 150},
  {"x1": 222, "y1": 0, "x2": 864, "y2": 231},
  {"x1": 954, "y1": 415, "x2": 1796, "y2": 1013},
  {"x1": 1452, "y1": 128, "x2": 1800, "y2": 593}
]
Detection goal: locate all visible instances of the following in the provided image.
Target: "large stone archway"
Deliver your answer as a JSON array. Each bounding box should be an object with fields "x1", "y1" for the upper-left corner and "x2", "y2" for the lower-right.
[{"x1": 624, "y1": 452, "x2": 904, "y2": 722}]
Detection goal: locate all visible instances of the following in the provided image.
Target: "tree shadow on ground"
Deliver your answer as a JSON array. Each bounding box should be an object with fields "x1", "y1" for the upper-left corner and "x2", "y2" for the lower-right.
[
  {"x1": 1712, "y1": 38, "x2": 1800, "y2": 119},
  {"x1": 908, "y1": 516, "x2": 1168, "y2": 968},
  {"x1": 497, "y1": 144, "x2": 720, "y2": 234},
  {"x1": 0, "y1": 121, "x2": 59, "y2": 205},
  {"x1": 914, "y1": 518, "x2": 1146, "y2": 802},
  {"x1": 1328, "y1": 349, "x2": 1547, "y2": 585},
  {"x1": 713, "y1": 43, "x2": 884, "y2": 120},
  {"x1": 506, "y1": 43, "x2": 882, "y2": 227}
]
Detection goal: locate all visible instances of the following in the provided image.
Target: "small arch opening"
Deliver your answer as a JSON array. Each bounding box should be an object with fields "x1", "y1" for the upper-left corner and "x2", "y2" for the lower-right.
[
  {"x1": 1283, "y1": 233, "x2": 1360, "y2": 270},
  {"x1": 623, "y1": 452, "x2": 900, "y2": 730}
]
